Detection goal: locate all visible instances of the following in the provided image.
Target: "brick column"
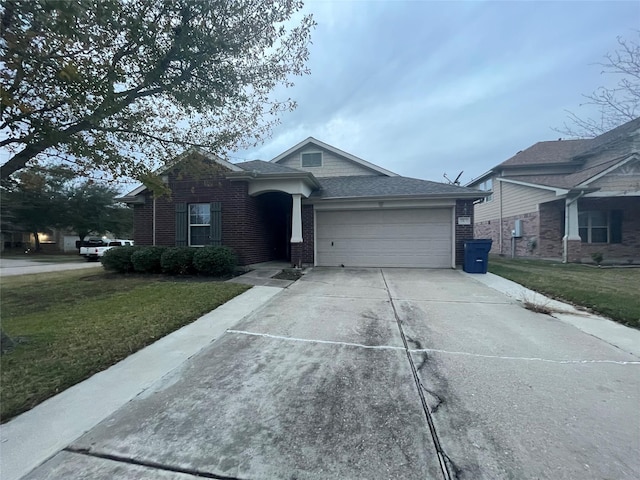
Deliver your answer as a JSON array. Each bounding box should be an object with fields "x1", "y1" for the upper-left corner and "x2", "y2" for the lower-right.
[
  {"x1": 290, "y1": 242, "x2": 303, "y2": 268},
  {"x1": 564, "y1": 239, "x2": 582, "y2": 263},
  {"x1": 563, "y1": 196, "x2": 582, "y2": 263}
]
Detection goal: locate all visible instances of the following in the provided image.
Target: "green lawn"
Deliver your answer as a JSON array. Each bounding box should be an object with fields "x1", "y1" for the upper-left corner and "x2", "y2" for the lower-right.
[
  {"x1": 0, "y1": 270, "x2": 250, "y2": 422},
  {"x1": 488, "y1": 256, "x2": 640, "y2": 328}
]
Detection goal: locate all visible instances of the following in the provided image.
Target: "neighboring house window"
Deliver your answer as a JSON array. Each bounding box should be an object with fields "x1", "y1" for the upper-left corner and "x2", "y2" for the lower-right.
[
  {"x1": 478, "y1": 178, "x2": 493, "y2": 202},
  {"x1": 579, "y1": 210, "x2": 623, "y2": 244},
  {"x1": 189, "y1": 203, "x2": 211, "y2": 246},
  {"x1": 301, "y1": 152, "x2": 322, "y2": 167}
]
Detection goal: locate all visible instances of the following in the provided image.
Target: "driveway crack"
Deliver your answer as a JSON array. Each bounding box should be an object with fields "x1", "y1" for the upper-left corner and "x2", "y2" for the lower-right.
[
  {"x1": 64, "y1": 447, "x2": 250, "y2": 480},
  {"x1": 380, "y1": 269, "x2": 454, "y2": 480}
]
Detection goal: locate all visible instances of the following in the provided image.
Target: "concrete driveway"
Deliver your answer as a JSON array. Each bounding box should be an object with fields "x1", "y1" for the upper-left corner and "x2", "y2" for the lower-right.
[{"x1": 21, "y1": 268, "x2": 640, "y2": 479}]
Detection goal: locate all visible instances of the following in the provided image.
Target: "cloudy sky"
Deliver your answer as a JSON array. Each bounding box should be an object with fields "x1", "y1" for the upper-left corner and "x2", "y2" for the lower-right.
[{"x1": 230, "y1": 0, "x2": 639, "y2": 185}]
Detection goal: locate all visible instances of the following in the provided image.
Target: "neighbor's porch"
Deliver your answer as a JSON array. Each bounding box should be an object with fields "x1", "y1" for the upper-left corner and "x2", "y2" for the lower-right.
[{"x1": 539, "y1": 196, "x2": 640, "y2": 264}]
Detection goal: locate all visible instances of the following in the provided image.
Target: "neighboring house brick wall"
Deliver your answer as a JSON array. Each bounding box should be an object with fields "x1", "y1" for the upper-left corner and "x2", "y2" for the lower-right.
[
  {"x1": 538, "y1": 200, "x2": 565, "y2": 259},
  {"x1": 474, "y1": 220, "x2": 500, "y2": 252},
  {"x1": 500, "y1": 212, "x2": 540, "y2": 258},
  {"x1": 455, "y1": 200, "x2": 474, "y2": 265},
  {"x1": 278, "y1": 146, "x2": 380, "y2": 177}
]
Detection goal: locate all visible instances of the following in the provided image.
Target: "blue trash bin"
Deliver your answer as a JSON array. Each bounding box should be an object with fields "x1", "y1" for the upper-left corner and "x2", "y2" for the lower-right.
[{"x1": 463, "y1": 239, "x2": 493, "y2": 274}]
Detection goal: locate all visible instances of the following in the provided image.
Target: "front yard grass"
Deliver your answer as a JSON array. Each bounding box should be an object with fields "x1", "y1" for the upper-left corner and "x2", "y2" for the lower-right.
[
  {"x1": 488, "y1": 256, "x2": 640, "y2": 329},
  {"x1": 1, "y1": 270, "x2": 250, "y2": 422}
]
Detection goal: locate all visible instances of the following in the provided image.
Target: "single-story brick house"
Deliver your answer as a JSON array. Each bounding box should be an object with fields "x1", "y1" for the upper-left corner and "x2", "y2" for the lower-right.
[
  {"x1": 121, "y1": 137, "x2": 488, "y2": 268},
  {"x1": 466, "y1": 117, "x2": 640, "y2": 263}
]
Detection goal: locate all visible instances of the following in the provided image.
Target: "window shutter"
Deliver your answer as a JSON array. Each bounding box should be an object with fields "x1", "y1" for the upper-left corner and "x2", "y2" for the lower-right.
[
  {"x1": 210, "y1": 202, "x2": 222, "y2": 246},
  {"x1": 610, "y1": 210, "x2": 623, "y2": 244},
  {"x1": 175, "y1": 203, "x2": 187, "y2": 246}
]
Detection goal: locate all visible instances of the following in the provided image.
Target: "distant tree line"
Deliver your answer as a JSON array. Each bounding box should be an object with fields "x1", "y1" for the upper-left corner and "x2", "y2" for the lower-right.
[{"x1": 1, "y1": 165, "x2": 132, "y2": 251}]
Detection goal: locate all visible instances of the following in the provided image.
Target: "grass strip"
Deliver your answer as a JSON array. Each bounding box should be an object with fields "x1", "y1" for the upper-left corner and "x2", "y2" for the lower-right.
[
  {"x1": 488, "y1": 256, "x2": 640, "y2": 328},
  {"x1": 1, "y1": 270, "x2": 249, "y2": 421}
]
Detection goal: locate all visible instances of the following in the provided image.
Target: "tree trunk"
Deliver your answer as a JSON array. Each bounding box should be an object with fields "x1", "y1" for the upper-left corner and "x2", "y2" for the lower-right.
[{"x1": 33, "y1": 231, "x2": 40, "y2": 251}]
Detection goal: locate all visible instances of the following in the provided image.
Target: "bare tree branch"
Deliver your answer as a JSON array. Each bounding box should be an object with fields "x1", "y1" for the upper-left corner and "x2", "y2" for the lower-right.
[{"x1": 555, "y1": 32, "x2": 639, "y2": 138}]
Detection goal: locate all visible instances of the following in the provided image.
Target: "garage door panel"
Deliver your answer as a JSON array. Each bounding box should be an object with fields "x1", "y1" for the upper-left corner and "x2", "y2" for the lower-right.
[
  {"x1": 316, "y1": 208, "x2": 452, "y2": 268},
  {"x1": 317, "y1": 224, "x2": 451, "y2": 239}
]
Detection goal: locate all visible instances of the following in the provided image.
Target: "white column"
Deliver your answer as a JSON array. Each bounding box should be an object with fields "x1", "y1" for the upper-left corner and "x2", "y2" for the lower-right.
[
  {"x1": 564, "y1": 198, "x2": 581, "y2": 240},
  {"x1": 291, "y1": 194, "x2": 303, "y2": 243}
]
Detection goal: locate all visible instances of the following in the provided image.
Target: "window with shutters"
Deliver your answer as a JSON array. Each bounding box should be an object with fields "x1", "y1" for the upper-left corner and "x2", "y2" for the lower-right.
[{"x1": 189, "y1": 203, "x2": 210, "y2": 246}]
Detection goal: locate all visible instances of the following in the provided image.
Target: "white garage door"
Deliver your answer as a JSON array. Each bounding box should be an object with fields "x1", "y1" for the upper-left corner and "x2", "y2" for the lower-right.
[{"x1": 316, "y1": 208, "x2": 452, "y2": 268}]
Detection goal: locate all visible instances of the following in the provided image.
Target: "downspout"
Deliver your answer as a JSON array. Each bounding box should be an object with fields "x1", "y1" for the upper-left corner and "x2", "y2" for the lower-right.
[
  {"x1": 499, "y1": 179, "x2": 503, "y2": 254},
  {"x1": 152, "y1": 196, "x2": 156, "y2": 246},
  {"x1": 562, "y1": 191, "x2": 586, "y2": 263}
]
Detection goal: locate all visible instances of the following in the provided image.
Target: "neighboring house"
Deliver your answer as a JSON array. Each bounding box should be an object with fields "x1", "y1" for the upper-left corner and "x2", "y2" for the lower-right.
[
  {"x1": 466, "y1": 118, "x2": 640, "y2": 263},
  {"x1": 121, "y1": 138, "x2": 488, "y2": 268}
]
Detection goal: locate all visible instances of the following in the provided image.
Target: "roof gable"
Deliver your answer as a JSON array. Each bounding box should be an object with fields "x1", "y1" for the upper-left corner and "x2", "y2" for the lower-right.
[
  {"x1": 123, "y1": 147, "x2": 241, "y2": 197},
  {"x1": 271, "y1": 137, "x2": 397, "y2": 177}
]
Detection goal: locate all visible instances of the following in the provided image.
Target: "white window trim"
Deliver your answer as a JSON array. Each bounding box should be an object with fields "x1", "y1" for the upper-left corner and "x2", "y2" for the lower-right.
[
  {"x1": 479, "y1": 178, "x2": 493, "y2": 203},
  {"x1": 188, "y1": 203, "x2": 210, "y2": 246},
  {"x1": 301, "y1": 151, "x2": 323, "y2": 168},
  {"x1": 579, "y1": 210, "x2": 609, "y2": 244}
]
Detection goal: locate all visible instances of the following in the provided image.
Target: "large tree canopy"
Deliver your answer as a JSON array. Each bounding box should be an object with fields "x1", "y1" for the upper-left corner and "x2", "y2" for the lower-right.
[
  {"x1": 558, "y1": 32, "x2": 640, "y2": 137},
  {"x1": 0, "y1": 0, "x2": 314, "y2": 180}
]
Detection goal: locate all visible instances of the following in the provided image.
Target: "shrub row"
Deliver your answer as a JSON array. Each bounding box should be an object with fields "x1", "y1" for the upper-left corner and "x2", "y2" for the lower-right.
[{"x1": 101, "y1": 246, "x2": 237, "y2": 277}]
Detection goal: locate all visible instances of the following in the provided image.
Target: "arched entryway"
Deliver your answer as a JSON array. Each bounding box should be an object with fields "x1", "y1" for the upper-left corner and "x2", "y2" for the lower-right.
[{"x1": 255, "y1": 192, "x2": 292, "y2": 262}]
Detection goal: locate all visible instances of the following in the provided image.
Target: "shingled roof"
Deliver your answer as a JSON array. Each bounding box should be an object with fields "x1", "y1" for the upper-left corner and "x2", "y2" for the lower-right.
[
  {"x1": 499, "y1": 139, "x2": 591, "y2": 167},
  {"x1": 477, "y1": 117, "x2": 640, "y2": 190},
  {"x1": 236, "y1": 160, "x2": 304, "y2": 175},
  {"x1": 311, "y1": 175, "x2": 485, "y2": 199}
]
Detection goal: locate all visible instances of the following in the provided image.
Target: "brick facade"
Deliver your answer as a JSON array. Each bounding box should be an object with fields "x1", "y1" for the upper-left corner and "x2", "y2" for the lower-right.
[
  {"x1": 133, "y1": 166, "x2": 284, "y2": 266},
  {"x1": 455, "y1": 200, "x2": 475, "y2": 265},
  {"x1": 538, "y1": 200, "x2": 564, "y2": 259},
  {"x1": 301, "y1": 204, "x2": 315, "y2": 265},
  {"x1": 131, "y1": 163, "x2": 486, "y2": 267}
]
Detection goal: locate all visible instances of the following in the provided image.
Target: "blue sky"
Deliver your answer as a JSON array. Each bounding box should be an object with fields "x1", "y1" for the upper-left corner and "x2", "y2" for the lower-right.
[{"x1": 230, "y1": 0, "x2": 640, "y2": 185}]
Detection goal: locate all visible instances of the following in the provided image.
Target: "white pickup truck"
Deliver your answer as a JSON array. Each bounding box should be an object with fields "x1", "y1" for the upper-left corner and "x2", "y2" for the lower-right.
[{"x1": 79, "y1": 239, "x2": 134, "y2": 261}]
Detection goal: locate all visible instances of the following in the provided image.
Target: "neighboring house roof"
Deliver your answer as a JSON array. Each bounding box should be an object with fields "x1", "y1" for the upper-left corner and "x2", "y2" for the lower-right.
[
  {"x1": 312, "y1": 175, "x2": 485, "y2": 199},
  {"x1": 270, "y1": 137, "x2": 398, "y2": 177},
  {"x1": 467, "y1": 117, "x2": 640, "y2": 191},
  {"x1": 499, "y1": 139, "x2": 592, "y2": 167}
]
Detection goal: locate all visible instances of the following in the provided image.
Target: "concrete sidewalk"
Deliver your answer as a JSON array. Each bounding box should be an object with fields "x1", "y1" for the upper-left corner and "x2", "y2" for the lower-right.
[
  {"x1": 0, "y1": 286, "x2": 282, "y2": 480},
  {"x1": 464, "y1": 271, "x2": 640, "y2": 357}
]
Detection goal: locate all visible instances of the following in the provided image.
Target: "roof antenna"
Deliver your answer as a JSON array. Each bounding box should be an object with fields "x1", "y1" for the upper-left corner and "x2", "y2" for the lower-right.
[{"x1": 443, "y1": 171, "x2": 463, "y2": 185}]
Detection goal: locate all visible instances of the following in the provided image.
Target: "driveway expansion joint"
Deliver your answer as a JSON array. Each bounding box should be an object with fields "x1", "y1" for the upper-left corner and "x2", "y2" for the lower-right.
[
  {"x1": 380, "y1": 269, "x2": 454, "y2": 480},
  {"x1": 63, "y1": 447, "x2": 250, "y2": 480},
  {"x1": 408, "y1": 348, "x2": 640, "y2": 365}
]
